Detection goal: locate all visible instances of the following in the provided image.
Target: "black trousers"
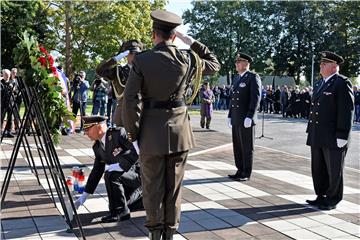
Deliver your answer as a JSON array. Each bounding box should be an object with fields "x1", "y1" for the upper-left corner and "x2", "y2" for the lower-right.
[
  {"x1": 232, "y1": 124, "x2": 254, "y2": 178},
  {"x1": 72, "y1": 101, "x2": 87, "y2": 130},
  {"x1": 310, "y1": 146, "x2": 347, "y2": 205},
  {"x1": 104, "y1": 166, "x2": 142, "y2": 214}
]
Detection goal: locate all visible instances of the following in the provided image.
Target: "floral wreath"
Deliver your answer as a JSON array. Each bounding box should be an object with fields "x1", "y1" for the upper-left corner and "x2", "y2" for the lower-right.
[{"x1": 14, "y1": 31, "x2": 75, "y2": 144}]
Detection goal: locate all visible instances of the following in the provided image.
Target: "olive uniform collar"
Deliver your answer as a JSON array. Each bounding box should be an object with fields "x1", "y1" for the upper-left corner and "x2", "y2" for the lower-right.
[{"x1": 154, "y1": 40, "x2": 177, "y2": 50}]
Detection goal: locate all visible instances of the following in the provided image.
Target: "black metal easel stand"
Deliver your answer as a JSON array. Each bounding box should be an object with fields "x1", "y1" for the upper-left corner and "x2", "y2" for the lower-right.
[
  {"x1": 256, "y1": 110, "x2": 273, "y2": 140},
  {"x1": 0, "y1": 78, "x2": 86, "y2": 239}
]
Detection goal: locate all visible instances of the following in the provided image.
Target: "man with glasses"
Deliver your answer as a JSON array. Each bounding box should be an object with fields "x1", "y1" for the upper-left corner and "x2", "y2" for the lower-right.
[
  {"x1": 306, "y1": 51, "x2": 354, "y2": 210},
  {"x1": 227, "y1": 53, "x2": 261, "y2": 182},
  {"x1": 74, "y1": 115, "x2": 142, "y2": 222}
]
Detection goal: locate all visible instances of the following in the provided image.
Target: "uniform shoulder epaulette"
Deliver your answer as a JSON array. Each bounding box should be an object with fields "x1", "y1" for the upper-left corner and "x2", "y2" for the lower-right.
[
  {"x1": 135, "y1": 50, "x2": 150, "y2": 56},
  {"x1": 108, "y1": 126, "x2": 122, "y2": 131},
  {"x1": 337, "y1": 74, "x2": 348, "y2": 80}
]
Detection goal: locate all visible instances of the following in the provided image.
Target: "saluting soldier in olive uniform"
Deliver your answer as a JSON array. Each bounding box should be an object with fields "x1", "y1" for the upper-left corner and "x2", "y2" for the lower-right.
[
  {"x1": 74, "y1": 116, "x2": 142, "y2": 223},
  {"x1": 123, "y1": 10, "x2": 220, "y2": 240},
  {"x1": 96, "y1": 40, "x2": 143, "y2": 126},
  {"x1": 306, "y1": 51, "x2": 354, "y2": 210},
  {"x1": 228, "y1": 53, "x2": 261, "y2": 182}
]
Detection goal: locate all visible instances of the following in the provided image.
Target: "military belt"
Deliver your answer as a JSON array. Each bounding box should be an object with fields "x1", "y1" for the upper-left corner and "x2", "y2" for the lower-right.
[{"x1": 143, "y1": 100, "x2": 185, "y2": 109}]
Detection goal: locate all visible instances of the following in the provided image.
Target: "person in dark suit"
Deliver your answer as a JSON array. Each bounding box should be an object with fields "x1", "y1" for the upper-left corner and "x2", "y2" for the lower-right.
[
  {"x1": 306, "y1": 51, "x2": 354, "y2": 210},
  {"x1": 227, "y1": 53, "x2": 261, "y2": 181},
  {"x1": 123, "y1": 10, "x2": 220, "y2": 240},
  {"x1": 96, "y1": 40, "x2": 143, "y2": 126},
  {"x1": 74, "y1": 116, "x2": 142, "y2": 223}
]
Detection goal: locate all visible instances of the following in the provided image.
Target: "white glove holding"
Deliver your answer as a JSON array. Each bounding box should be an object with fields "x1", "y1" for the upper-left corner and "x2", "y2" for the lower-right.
[
  {"x1": 132, "y1": 140, "x2": 140, "y2": 155},
  {"x1": 113, "y1": 50, "x2": 130, "y2": 62},
  {"x1": 74, "y1": 192, "x2": 89, "y2": 209},
  {"x1": 175, "y1": 31, "x2": 195, "y2": 46},
  {"x1": 337, "y1": 138, "x2": 347, "y2": 148},
  {"x1": 228, "y1": 118, "x2": 232, "y2": 128},
  {"x1": 244, "y1": 117, "x2": 252, "y2": 128},
  {"x1": 105, "y1": 163, "x2": 123, "y2": 172}
]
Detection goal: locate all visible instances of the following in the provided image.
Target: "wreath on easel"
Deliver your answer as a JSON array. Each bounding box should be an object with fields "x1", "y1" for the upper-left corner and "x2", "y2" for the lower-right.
[{"x1": 13, "y1": 31, "x2": 75, "y2": 144}]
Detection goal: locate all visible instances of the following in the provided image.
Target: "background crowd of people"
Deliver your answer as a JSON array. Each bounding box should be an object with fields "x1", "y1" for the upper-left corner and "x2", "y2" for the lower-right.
[
  {"x1": 195, "y1": 82, "x2": 360, "y2": 123},
  {"x1": 1, "y1": 69, "x2": 360, "y2": 137}
]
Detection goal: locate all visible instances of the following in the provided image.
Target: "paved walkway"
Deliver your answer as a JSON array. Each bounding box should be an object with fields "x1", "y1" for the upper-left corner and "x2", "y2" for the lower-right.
[{"x1": 1, "y1": 122, "x2": 359, "y2": 239}]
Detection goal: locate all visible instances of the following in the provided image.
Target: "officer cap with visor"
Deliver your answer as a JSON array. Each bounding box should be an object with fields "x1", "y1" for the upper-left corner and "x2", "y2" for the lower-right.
[
  {"x1": 151, "y1": 10, "x2": 182, "y2": 32},
  {"x1": 120, "y1": 40, "x2": 143, "y2": 54},
  {"x1": 236, "y1": 52, "x2": 253, "y2": 63},
  {"x1": 82, "y1": 116, "x2": 107, "y2": 130},
  {"x1": 320, "y1": 51, "x2": 344, "y2": 64}
]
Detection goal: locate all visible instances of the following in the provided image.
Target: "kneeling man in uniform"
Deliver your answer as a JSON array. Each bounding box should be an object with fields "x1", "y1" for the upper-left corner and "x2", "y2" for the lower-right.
[{"x1": 74, "y1": 116, "x2": 142, "y2": 222}]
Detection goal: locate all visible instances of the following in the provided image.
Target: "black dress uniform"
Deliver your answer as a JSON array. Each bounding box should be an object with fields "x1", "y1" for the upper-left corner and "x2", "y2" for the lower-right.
[
  {"x1": 83, "y1": 116, "x2": 142, "y2": 221},
  {"x1": 306, "y1": 51, "x2": 354, "y2": 210},
  {"x1": 228, "y1": 53, "x2": 261, "y2": 180}
]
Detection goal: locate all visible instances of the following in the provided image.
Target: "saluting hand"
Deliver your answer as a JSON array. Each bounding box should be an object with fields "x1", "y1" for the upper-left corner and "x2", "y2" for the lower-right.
[
  {"x1": 113, "y1": 50, "x2": 130, "y2": 62},
  {"x1": 175, "y1": 31, "x2": 195, "y2": 46}
]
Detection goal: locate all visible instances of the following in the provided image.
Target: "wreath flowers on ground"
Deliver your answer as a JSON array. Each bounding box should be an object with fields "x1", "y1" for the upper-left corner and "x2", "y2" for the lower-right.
[{"x1": 14, "y1": 31, "x2": 75, "y2": 144}]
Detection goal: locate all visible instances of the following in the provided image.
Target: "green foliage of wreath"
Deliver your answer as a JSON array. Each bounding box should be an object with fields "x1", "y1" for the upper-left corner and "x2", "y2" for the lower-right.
[{"x1": 14, "y1": 31, "x2": 75, "y2": 145}]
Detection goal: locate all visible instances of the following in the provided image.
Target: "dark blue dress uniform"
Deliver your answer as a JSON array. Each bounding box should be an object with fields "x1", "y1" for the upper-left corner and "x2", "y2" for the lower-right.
[
  {"x1": 228, "y1": 70, "x2": 261, "y2": 179},
  {"x1": 84, "y1": 124, "x2": 142, "y2": 221},
  {"x1": 306, "y1": 51, "x2": 354, "y2": 210}
]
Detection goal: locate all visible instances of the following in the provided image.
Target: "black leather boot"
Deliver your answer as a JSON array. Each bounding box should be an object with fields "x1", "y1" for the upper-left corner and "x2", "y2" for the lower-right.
[
  {"x1": 162, "y1": 229, "x2": 175, "y2": 240},
  {"x1": 149, "y1": 230, "x2": 163, "y2": 240}
]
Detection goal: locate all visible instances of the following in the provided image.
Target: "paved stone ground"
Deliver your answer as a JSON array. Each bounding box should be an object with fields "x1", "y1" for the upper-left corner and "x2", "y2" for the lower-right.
[{"x1": 1, "y1": 118, "x2": 359, "y2": 239}]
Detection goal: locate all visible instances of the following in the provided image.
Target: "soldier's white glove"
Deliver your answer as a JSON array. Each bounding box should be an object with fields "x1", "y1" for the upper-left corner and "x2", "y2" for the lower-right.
[
  {"x1": 337, "y1": 139, "x2": 347, "y2": 148},
  {"x1": 74, "y1": 192, "x2": 89, "y2": 209},
  {"x1": 228, "y1": 118, "x2": 232, "y2": 128},
  {"x1": 244, "y1": 118, "x2": 252, "y2": 128},
  {"x1": 132, "y1": 140, "x2": 140, "y2": 155},
  {"x1": 113, "y1": 50, "x2": 130, "y2": 62},
  {"x1": 175, "y1": 31, "x2": 195, "y2": 46},
  {"x1": 105, "y1": 163, "x2": 123, "y2": 172}
]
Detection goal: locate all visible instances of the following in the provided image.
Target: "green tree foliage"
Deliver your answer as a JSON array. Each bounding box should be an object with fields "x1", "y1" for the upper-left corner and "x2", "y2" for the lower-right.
[
  {"x1": 184, "y1": 1, "x2": 360, "y2": 85},
  {"x1": 47, "y1": 0, "x2": 166, "y2": 76},
  {"x1": 1, "y1": 0, "x2": 55, "y2": 69}
]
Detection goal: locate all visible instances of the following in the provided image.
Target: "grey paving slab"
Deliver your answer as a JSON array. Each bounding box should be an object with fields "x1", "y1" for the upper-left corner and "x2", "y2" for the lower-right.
[{"x1": 1, "y1": 113, "x2": 360, "y2": 240}]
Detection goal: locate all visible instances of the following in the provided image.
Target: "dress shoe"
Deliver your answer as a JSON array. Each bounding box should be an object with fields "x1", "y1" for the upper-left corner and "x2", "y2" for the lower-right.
[
  {"x1": 306, "y1": 196, "x2": 325, "y2": 206},
  {"x1": 238, "y1": 177, "x2": 250, "y2": 181},
  {"x1": 228, "y1": 173, "x2": 241, "y2": 179},
  {"x1": 4, "y1": 132, "x2": 14, "y2": 138},
  {"x1": 101, "y1": 209, "x2": 130, "y2": 223},
  {"x1": 318, "y1": 204, "x2": 336, "y2": 211}
]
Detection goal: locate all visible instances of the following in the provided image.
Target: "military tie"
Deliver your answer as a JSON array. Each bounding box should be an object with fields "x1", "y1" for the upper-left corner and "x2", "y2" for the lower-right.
[{"x1": 316, "y1": 79, "x2": 325, "y2": 94}]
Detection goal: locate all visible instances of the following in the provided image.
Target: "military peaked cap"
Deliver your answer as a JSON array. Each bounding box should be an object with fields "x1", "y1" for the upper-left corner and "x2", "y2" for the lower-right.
[
  {"x1": 120, "y1": 40, "x2": 143, "y2": 53},
  {"x1": 236, "y1": 52, "x2": 253, "y2": 63},
  {"x1": 320, "y1": 51, "x2": 344, "y2": 64},
  {"x1": 151, "y1": 10, "x2": 182, "y2": 32},
  {"x1": 82, "y1": 116, "x2": 107, "y2": 130}
]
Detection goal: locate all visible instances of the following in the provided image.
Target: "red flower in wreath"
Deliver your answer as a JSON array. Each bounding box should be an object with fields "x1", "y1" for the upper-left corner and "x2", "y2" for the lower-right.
[
  {"x1": 39, "y1": 46, "x2": 49, "y2": 55},
  {"x1": 38, "y1": 56, "x2": 47, "y2": 67}
]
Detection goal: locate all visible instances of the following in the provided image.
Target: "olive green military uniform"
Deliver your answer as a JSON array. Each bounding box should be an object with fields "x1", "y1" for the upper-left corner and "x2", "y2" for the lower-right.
[
  {"x1": 123, "y1": 39, "x2": 220, "y2": 233},
  {"x1": 96, "y1": 41, "x2": 142, "y2": 126}
]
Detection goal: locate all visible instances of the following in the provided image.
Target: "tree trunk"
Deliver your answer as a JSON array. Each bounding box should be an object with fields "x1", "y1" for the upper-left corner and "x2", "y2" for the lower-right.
[{"x1": 65, "y1": 1, "x2": 73, "y2": 79}]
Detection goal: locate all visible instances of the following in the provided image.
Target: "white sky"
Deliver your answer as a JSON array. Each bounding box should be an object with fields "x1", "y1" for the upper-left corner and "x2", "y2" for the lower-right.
[{"x1": 165, "y1": 0, "x2": 192, "y2": 49}]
